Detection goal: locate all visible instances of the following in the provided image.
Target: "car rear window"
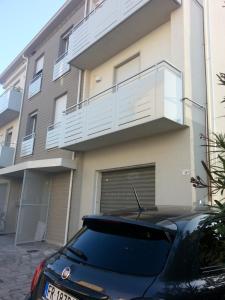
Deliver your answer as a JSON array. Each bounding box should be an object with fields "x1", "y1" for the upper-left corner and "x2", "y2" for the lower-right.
[{"x1": 66, "y1": 220, "x2": 174, "y2": 276}]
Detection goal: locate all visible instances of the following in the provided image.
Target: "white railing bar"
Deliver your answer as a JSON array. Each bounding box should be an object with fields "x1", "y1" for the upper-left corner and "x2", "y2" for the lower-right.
[
  {"x1": 71, "y1": 0, "x2": 106, "y2": 34},
  {"x1": 55, "y1": 51, "x2": 68, "y2": 64},
  {"x1": 30, "y1": 72, "x2": 42, "y2": 84},
  {"x1": 0, "y1": 87, "x2": 22, "y2": 98},
  {"x1": 47, "y1": 122, "x2": 61, "y2": 131},
  {"x1": 22, "y1": 133, "x2": 35, "y2": 141},
  {"x1": 65, "y1": 60, "x2": 181, "y2": 114}
]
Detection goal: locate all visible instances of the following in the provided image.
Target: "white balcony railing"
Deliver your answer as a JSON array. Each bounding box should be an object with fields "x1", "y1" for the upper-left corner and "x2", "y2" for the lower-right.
[
  {"x1": 20, "y1": 133, "x2": 35, "y2": 157},
  {"x1": 0, "y1": 88, "x2": 22, "y2": 126},
  {"x1": 0, "y1": 145, "x2": 15, "y2": 168},
  {"x1": 28, "y1": 73, "x2": 42, "y2": 99},
  {"x1": 59, "y1": 61, "x2": 183, "y2": 151},
  {"x1": 53, "y1": 52, "x2": 70, "y2": 81},
  {"x1": 46, "y1": 123, "x2": 61, "y2": 150},
  {"x1": 67, "y1": 0, "x2": 181, "y2": 69}
]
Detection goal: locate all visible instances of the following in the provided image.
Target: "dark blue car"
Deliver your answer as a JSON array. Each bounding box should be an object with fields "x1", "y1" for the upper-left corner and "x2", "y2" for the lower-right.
[{"x1": 27, "y1": 208, "x2": 225, "y2": 299}]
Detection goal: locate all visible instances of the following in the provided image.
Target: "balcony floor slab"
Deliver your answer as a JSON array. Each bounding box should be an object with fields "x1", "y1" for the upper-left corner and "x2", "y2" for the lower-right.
[{"x1": 62, "y1": 117, "x2": 187, "y2": 152}]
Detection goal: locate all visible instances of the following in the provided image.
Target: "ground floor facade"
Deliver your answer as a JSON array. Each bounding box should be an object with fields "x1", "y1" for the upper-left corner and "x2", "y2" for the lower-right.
[
  {"x1": 0, "y1": 127, "x2": 208, "y2": 246},
  {"x1": 0, "y1": 167, "x2": 73, "y2": 246}
]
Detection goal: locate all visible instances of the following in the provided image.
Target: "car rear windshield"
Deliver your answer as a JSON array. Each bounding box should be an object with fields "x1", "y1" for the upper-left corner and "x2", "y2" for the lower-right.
[{"x1": 66, "y1": 220, "x2": 174, "y2": 277}]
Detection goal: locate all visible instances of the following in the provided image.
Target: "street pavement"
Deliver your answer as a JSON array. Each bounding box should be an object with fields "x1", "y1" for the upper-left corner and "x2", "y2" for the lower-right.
[{"x1": 0, "y1": 234, "x2": 58, "y2": 300}]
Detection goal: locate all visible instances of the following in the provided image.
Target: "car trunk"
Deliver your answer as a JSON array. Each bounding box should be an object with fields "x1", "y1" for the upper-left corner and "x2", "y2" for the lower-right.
[
  {"x1": 38, "y1": 216, "x2": 176, "y2": 299},
  {"x1": 43, "y1": 255, "x2": 156, "y2": 299}
]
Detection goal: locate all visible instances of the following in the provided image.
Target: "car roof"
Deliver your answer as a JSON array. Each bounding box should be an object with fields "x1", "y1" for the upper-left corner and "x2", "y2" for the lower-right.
[{"x1": 96, "y1": 207, "x2": 216, "y2": 231}]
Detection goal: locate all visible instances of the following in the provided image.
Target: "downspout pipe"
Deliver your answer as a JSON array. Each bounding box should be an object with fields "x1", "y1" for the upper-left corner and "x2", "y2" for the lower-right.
[
  {"x1": 13, "y1": 55, "x2": 29, "y2": 165},
  {"x1": 64, "y1": 1, "x2": 88, "y2": 244}
]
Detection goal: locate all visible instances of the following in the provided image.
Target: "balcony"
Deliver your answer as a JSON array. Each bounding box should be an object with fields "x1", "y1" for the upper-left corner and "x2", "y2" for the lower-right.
[
  {"x1": 53, "y1": 52, "x2": 70, "y2": 81},
  {"x1": 28, "y1": 73, "x2": 42, "y2": 99},
  {"x1": 59, "y1": 61, "x2": 184, "y2": 152},
  {"x1": 0, "y1": 145, "x2": 15, "y2": 168},
  {"x1": 67, "y1": 0, "x2": 181, "y2": 69},
  {"x1": 46, "y1": 123, "x2": 61, "y2": 150},
  {"x1": 20, "y1": 133, "x2": 35, "y2": 157},
  {"x1": 0, "y1": 88, "x2": 22, "y2": 127}
]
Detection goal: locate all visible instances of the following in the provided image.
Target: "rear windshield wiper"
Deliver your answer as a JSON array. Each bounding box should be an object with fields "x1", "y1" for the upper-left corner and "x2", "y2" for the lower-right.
[{"x1": 67, "y1": 246, "x2": 88, "y2": 261}]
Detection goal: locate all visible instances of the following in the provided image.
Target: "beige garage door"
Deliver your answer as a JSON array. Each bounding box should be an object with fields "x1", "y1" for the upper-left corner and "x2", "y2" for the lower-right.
[
  {"x1": 46, "y1": 172, "x2": 70, "y2": 245},
  {"x1": 101, "y1": 166, "x2": 155, "y2": 213}
]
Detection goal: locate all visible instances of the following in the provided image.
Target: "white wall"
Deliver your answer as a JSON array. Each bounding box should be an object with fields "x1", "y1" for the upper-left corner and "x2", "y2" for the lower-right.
[
  {"x1": 204, "y1": 0, "x2": 225, "y2": 134},
  {"x1": 0, "y1": 119, "x2": 20, "y2": 147},
  {"x1": 85, "y1": 21, "x2": 172, "y2": 98}
]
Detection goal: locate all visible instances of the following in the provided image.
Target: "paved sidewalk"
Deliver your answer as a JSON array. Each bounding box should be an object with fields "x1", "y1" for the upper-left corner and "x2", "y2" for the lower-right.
[{"x1": 0, "y1": 234, "x2": 58, "y2": 300}]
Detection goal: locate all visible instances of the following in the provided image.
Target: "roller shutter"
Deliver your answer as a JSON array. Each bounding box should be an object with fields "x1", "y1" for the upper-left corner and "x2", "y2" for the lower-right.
[{"x1": 100, "y1": 166, "x2": 155, "y2": 213}]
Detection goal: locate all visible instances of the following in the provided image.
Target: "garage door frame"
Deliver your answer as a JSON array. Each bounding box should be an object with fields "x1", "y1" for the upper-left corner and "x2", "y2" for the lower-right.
[{"x1": 94, "y1": 163, "x2": 156, "y2": 214}]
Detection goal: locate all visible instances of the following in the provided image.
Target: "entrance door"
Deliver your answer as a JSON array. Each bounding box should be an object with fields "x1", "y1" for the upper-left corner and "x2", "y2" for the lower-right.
[
  {"x1": 15, "y1": 170, "x2": 51, "y2": 244},
  {"x1": 100, "y1": 166, "x2": 155, "y2": 213},
  {"x1": 0, "y1": 183, "x2": 8, "y2": 232}
]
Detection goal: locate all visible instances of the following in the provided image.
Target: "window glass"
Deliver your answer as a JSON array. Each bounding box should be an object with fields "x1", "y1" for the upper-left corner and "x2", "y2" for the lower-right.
[
  {"x1": 199, "y1": 218, "x2": 225, "y2": 268},
  {"x1": 59, "y1": 28, "x2": 72, "y2": 57},
  {"x1": 66, "y1": 221, "x2": 173, "y2": 276},
  {"x1": 5, "y1": 128, "x2": 13, "y2": 147},
  {"x1": 115, "y1": 55, "x2": 140, "y2": 84},
  {"x1": 54, "y1": 94, "x2": 67, "y2": 124},
  {"x1": 26, "y1": 112, "x2": 37, "y2": 136},
  {"x1": 35, "y1": 56, "x2": 44, "y2": 75}
]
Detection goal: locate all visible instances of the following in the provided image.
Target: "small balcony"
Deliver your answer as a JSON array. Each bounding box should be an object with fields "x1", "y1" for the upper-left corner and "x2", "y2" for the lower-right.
[
  {"x1": 59, "y1": 61, "x2": 184, "y2": 152},
  {"x1": 53, "y1": 52, "x2": 71, "y2": 81},
  {"x1": 0, "y1": 145, "x2": 15, "y2": 168},
  {"x1": 0, "y1": 88, "x2": 22, "y2": 127},
  {"x1": 46, "y1": 123, "x2": 61, "y2": 150},
  {"x1": 20, "y1": 133, "x2": 35, "y2": 157},
  {"x1": 28, "y1": 73, "x2": 42, "y2": 99},
  {"x1": 67, "y1": 0, "x2": 181, "y2": 69}
]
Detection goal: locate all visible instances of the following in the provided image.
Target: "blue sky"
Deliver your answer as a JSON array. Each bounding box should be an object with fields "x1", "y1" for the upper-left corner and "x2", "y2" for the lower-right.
[{"x1": 0, "y1": 0, "x2": 66, "y2": 92}]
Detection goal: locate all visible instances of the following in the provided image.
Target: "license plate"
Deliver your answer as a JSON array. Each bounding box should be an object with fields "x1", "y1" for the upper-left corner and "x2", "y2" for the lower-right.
[{"x1": 43, "y1": 282, "x2": 78, "y2": 300}]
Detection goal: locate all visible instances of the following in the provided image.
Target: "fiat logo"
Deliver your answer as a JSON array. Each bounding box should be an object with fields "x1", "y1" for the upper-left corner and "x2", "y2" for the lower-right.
[{"x1": 61, "y1": 267, "x2": 71, "y2": 280}]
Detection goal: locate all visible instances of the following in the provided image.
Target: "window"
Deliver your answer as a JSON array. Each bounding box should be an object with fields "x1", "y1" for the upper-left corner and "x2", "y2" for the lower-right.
[
  {"x1": 199, "y1": 217, "x2": 225, "y2": 268},
  {"x1": 54, "y1": 94, "x2": 67, "y2": 124},
  {"x1": 34, "y1": 55, "x2": 44, "y2": 77},
  {"x1": 114, "y1": 55, "x2": 140, "y2": 85},
  {"x1": 66, "y1": 220, "x2": 173, "y2": 277},
  {"x1": 26, "y1": 111, "x2": 38, "y2": 136},
  {"x1": 58, "y1": 28, "x2": 72, "y2": 58},
  {"x1": 5, "y1": 128, "x2": 13, "y2": 147},
  {"x1": 89, "y1": 0, "x2": 102, "y2": 11},
  {"x1": 13, "y1": 80, "x2": 20, "y2": 89}
]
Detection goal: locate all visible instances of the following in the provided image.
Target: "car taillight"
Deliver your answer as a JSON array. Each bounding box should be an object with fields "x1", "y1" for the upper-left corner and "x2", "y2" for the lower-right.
[{"x1": 31, "y1": 260, "x2": 45, "y2": 293}]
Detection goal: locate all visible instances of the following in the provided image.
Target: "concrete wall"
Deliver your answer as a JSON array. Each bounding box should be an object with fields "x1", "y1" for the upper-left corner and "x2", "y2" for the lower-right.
[
  {"x1": 85, "y1": 21, "x2": 171, "y2": 98},
  {"x1": 72, "y1": 130, "x2": 191, "y2": 229},
  {"x1": 67, "y1": 0, "x2": 208, "y2": 233},
  {"x1": 0, "y1": 119, "x2": 19, "y2": 147},
  {"x1": 204, "y1": 0, "x2": 225, "y2": 134},
  {"x1": 0, "y1": 62, "x2": 26, "y2": 149},
  {"x1": 15, "y1": 1, "x2": 85, "y2": 163},
  {"x1": 2, "y1": 63, "x2": 26, "y2": 91}
]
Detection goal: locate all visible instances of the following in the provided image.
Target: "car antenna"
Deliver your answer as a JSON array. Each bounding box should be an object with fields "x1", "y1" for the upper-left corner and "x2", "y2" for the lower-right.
[{"x1": 131, "y1": 185, "x2": 144, "y2": 212}]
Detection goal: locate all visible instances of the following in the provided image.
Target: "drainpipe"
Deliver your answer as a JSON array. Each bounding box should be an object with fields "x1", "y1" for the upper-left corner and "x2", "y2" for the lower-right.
[
  {"x1": 64, "y1": 0, "x2": 89, "y2": 244},
  {"x1": 64, "y1": 167, "x2": 74, "y2": 245},
  {"x1": 13, "y1": 55, "x2": 29, "y2": 165},
  {"x1": 202, "y1": 0, "x2": 214, "y2": 206}
]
